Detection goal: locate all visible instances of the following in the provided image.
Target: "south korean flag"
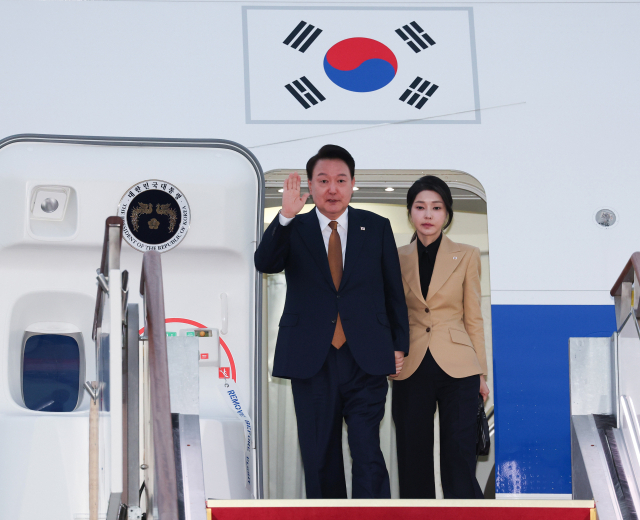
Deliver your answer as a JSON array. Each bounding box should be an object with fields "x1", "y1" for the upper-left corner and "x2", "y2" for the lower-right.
[{"x1": 242, "y1": 7, "x2": 480, "y2": 124}]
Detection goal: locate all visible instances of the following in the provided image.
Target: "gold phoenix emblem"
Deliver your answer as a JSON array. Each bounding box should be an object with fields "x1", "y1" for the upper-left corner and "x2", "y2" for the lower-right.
[
  {"x1": 130, "y1": 201, "x2": 178, "y2": 233},
  {"x1": 156, "y1": 203, "x2": 177, "y2": 233},
  {"x1": 130, "y1": 203, "x2": 153, "y2": 232}
]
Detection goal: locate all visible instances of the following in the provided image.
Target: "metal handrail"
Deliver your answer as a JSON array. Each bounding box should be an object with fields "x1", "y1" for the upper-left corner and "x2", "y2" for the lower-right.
[
  {"x1": 611, "y1": 253, "x2": 640, "y2": 297},
  {"x1": 90, "y1": 216, "x2": 124, "y2": 520},
  {"x1": 611, "y1": 253, "x2": 640, "y2": 330},
  {"x1": 140, "y1": 251, "x2": 179, "y2": 520},
  {"x1": 613, "y1": 268, "x2": 640, "y2": 512},
  {"x1": 92, "y1": 216, "x2": 123, "y2": 341}
]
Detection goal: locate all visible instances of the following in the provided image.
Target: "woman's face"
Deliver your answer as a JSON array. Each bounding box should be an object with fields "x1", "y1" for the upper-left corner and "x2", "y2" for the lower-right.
[{"x1": 410, "y1": 190, "x2": 448, "y2": 242}]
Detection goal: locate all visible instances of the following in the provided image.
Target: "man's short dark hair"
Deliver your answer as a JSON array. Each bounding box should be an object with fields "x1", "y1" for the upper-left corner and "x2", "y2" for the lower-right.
[{"x1": 306, "y1": 144, "x2": 355, "y2": 180}]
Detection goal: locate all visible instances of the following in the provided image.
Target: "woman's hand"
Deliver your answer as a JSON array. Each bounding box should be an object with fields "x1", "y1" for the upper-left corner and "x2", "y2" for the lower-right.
[
  {"x1": 389, "y1": 351, "x2": 405, "y2": 378},
  {"x1": 480, "y1": 375, "x2": 490, "y2": 402}
]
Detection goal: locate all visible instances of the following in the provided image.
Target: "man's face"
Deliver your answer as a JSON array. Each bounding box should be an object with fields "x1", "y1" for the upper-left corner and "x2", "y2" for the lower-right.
[{"x1": 308, "y1": 158, "x2": 355, "y2": 220}]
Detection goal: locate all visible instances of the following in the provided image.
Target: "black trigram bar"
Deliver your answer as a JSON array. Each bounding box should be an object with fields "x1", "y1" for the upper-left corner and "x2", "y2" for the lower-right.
[
  {"x1": 283, "y1": 21, "x2": 323, "y2": 53},
  {"x1": 400, "y1": 77, "x2": 439, "y2": 109},
  {"x1": 395, "y1": 21, "x2": 436, "y2": 53},
  {"x1": 285, "y1": 76, "x2": 326, "y2": 109}
]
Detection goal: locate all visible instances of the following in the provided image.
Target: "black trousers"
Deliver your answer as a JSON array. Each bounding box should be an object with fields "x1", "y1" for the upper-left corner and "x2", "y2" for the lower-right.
[
  {"x1": 392, "y1": 349, "x2": 483, "y2": 499},
  {"x1": 291, "y1": 343, "x2": 391, "y2": 499}
]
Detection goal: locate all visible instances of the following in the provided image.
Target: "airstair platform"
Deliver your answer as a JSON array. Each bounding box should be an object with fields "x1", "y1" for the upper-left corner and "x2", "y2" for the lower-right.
[{"x1": 206, "y1": 499, "x2": 596, "y2": 520}]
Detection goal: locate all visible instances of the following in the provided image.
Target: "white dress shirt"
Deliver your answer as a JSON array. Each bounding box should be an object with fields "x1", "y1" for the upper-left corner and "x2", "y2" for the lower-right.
[{"x1": 279, "y1": 207, "x2": 348, "y2": 266}]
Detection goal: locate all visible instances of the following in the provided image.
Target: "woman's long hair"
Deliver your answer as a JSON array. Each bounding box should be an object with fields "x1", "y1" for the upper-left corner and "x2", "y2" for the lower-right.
[{"x1": 407, "y1": 176, "x2": 454, "y2": 243}]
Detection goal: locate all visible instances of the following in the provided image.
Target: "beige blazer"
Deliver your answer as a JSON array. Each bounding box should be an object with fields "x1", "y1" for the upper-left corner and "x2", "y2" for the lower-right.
[{"x1": 395, "y1": 234, "x2": 487, "y2": 380}]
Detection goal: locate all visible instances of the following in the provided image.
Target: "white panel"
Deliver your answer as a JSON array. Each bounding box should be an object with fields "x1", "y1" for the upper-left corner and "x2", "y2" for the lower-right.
[
  {"x1": 167, "y1": 336, "x2": 200, "y2": 415},
  {"x1": 491, "y1": 290, "x2": 615, "y2": 306},
  {"x1": 569, "y1": 337, "x2": 615, "y2": 416},
  {"x1": 618, "y1": 318, "x2": 640, "y2": 407},
  {"x1": 0, "y1": 138, "x2": 261, "y2": 518}
]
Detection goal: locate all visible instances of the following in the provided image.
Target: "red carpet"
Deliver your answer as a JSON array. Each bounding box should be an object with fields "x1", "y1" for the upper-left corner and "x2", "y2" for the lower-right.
[{"x1": 208, "y1": 506, "x2": 592, "y2": 520}]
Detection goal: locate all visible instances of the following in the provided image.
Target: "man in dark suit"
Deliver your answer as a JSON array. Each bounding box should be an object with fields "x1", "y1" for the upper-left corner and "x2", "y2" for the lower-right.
[{"x1": 254, "y1": 145, "x2": 409, "y2": 499}]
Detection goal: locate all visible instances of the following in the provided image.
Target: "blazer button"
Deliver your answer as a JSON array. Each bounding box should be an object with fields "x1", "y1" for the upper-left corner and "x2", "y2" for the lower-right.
[
  {"x1": 426, "y1": 327, "x2": 431, "y2": 333},
  {"x1": 337, "y1": 295, "x2": 341, "y2": 299},
  {"x1": 425, "y1": 308, "x2": 429, "y2": 313}
]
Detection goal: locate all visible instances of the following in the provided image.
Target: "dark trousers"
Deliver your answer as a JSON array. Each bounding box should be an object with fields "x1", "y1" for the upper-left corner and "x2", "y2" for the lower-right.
[
  {"x1": 392, "y1": 349, "x2": 483, "y2": 499},
  {"x1": 291, "y1": 343, "x2": 391, "y2": 499}
]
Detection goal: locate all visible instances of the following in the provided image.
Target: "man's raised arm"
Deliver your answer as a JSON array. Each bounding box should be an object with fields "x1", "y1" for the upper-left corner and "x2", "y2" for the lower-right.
[{"x1": 254, "y1": 172, "x2": 309, "y2": 274}]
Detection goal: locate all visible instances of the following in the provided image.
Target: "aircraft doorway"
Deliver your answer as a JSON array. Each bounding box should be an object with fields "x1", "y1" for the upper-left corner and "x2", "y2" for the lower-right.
[{"x1": 261, "y1": 169, "x2": 493, "y2": 499}]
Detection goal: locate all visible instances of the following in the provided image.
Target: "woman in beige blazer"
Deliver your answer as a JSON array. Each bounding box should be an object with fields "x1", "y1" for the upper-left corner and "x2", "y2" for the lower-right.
[{"x1": 392, "y1": 175, "x2": 489, "y2": 499}]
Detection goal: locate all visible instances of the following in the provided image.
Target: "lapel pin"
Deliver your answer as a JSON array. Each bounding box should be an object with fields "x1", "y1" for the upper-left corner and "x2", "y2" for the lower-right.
[
  {"x1": 361, "y1": 227, "x2": 365, "y2": 230},
  {"x1": 453, "y1": 256, "x2": 457, "y2": 260}
]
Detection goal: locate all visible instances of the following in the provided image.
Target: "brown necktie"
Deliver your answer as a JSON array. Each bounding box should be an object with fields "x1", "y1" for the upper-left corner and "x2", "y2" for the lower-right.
[{"x1": 328, "y1": 221, "x2": 346, "y2": 348}]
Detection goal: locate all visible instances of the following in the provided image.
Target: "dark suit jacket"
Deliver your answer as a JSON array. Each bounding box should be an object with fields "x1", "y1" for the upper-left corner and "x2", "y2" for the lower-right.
[{"x1": 255, "y1": 206, "x2": 410, "y2": 379}]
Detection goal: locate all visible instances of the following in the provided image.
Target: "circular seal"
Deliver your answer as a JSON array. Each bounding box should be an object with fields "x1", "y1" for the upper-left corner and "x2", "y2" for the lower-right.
[{"x1": 118, "y1": 180, "x2": 190, "y2": 252}]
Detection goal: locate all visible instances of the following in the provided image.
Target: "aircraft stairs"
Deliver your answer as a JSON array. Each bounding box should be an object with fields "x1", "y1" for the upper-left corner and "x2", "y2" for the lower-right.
[
  {"x1": 95, "y1": 216, "x2": 596, "y2": 520},
  {"x1": 571, "y1": 253, "x2": 640, "y2": 520},
  {"x1": 93, "y1": 217, "x2": 206, "y2": 520}
]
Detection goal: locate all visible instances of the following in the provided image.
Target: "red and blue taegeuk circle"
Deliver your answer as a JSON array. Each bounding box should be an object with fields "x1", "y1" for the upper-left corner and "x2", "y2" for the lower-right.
[{"x1": 323, "y1": 38, "x2": 398, "y2": 93}]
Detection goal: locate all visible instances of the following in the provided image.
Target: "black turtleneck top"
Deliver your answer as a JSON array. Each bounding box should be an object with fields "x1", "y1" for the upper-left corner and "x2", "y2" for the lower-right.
[{"x1": 416, "y1": 233, "x2": 443, "y2": 299}]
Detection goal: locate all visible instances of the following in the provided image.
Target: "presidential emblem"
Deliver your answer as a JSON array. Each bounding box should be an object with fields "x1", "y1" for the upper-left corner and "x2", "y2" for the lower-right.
[{"x1": 118, "y1": 180, "x2": 191, "y2": 252}]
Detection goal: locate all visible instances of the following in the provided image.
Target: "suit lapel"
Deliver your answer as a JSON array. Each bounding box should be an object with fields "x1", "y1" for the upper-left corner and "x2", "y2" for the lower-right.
[
  {"x1": 340, "y1": 207, "x2": 366, "y2": 290},
  {"x1": 296, "y1": 209, "x2": 334, "y2": 288},
  {"x1": 426, "y1": 234, "x2": 465, "y2": 303},
  {"x1": 399, "y1": 240, "x2": 426, "y2": 306}
]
